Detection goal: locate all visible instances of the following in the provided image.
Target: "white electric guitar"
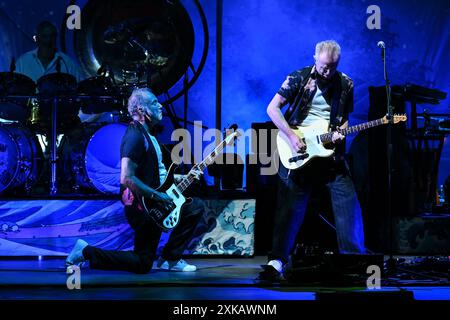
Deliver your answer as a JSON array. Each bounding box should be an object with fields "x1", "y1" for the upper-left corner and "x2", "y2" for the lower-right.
[{"x1": 277, "y1": 114, "x2": 407, "y2": 170}]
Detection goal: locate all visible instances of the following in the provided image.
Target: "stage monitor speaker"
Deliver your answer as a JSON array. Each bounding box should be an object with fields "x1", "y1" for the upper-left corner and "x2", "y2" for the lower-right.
[{"x1": 207, "y1": 153, "x2": 244, "y2": 190}]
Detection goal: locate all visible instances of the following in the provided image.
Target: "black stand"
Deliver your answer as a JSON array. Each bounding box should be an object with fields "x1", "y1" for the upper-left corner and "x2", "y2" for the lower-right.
[
  {"x1": 380, "y1": 44, "x2": 396, "y2": 269},
  {"x1": 50, "y1": 96, "x2": 58, "y2": 195}
]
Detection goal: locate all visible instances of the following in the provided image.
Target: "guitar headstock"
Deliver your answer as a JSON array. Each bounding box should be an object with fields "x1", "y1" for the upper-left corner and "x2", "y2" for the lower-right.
[
  {"x1": 382, "y1": 114, "x2": 407, "y2": 124},
  {"x1": 224, "y1": 124, "x2": 241, "y2": 146}
]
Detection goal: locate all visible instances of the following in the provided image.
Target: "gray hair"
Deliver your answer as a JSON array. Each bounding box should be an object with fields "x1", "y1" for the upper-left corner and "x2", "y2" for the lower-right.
[
  {"x1": 127, "y1": 87, "x2": 157, "y2": 120},
  {"x1": 314, "y1": 40, "x2": 341, "y2": 60}
]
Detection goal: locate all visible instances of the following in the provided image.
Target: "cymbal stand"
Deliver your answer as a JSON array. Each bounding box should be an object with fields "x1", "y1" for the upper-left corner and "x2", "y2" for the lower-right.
[{"x1": 50, "y1": 96, "x2": 58, "y2": 195}]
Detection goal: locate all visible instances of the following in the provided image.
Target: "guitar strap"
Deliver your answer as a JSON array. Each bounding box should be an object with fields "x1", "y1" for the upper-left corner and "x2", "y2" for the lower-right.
[
  {"x1": 284, "y1": 66, "x2": 314, "y2": 124},
  {"x1": 329, "y1": 73, "x2": 343, "y2": 130},
  {"x1": 285, "y1": 67, "x2": 348, "y2": 127},
  {"x1": 120, "y1": 121, "x2": 159, "y2": 211},
  {"x1": 329, "y1": 74, "x2": 352, "y2": 162}
]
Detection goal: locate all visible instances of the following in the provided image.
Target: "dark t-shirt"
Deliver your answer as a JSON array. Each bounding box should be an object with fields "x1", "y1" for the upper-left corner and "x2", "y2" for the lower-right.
[{"x1": 120, "y1": 121, "x2": 160, "y2": 195}]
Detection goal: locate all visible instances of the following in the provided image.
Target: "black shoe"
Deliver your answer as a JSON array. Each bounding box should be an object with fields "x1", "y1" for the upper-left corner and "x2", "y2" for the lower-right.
[{"x1": 257, "y1": 265, "x2": 285, "y2": 282}]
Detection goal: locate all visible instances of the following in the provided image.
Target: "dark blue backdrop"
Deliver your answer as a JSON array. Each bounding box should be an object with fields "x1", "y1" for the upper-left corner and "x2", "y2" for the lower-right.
[{"x1": 0, "y1": 0, "x2": 448, "y2": 186}]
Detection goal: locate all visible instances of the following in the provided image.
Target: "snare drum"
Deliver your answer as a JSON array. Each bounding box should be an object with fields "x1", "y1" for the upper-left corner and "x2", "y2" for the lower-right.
[
  {"x1": 61, "y1": 122, "x2": 127, "y2": 194},
  {"x1": 0, "y1": 123, "x2": 42, "y2": 193}
]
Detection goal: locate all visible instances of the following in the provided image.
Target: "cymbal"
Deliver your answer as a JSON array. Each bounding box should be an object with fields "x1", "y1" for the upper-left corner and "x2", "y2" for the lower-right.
[
  {"x1": 73, "y1": 0, "x2": 194, "y2": 95},
  {"x1": 0, "y1": 72, "x2": 35, "y2": 95}
]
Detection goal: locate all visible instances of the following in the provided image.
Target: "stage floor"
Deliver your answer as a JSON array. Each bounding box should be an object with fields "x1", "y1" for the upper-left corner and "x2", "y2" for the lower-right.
[{"x1": 0, "y1": 256, "x2": 448, "y2": 301}]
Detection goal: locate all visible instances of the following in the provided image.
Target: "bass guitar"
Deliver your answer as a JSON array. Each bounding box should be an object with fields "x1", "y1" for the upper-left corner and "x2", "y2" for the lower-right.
[{"x1": 141, "y1": 128, "x2": 240, "y2": 231}]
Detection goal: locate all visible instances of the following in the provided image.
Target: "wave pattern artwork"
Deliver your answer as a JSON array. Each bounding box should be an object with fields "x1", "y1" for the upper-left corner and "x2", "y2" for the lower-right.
[{"x1": 0, "y1": 199, "x2": 255, "y2": 256}]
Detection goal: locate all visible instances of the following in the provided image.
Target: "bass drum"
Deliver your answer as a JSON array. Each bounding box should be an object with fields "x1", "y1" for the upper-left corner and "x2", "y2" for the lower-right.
[
  {"x1": 0, "y1": 124, "x2": 42, "y2": 193},
  {"x1": 61, "y1": 122, "x2": 127, "y2": 194}
]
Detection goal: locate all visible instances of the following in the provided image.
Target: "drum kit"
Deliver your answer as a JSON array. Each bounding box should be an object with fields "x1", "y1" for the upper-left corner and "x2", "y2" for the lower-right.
[
  {"x1": 0, "y1": 70, "x2": 133, "y2": 196},
  {"x1": 0, "y1": 1, "x2": 199, "y2": 197}
]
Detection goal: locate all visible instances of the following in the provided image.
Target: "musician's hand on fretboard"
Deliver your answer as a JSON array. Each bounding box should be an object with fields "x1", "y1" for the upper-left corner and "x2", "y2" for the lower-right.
[
  {"x1": 190, "y1": 167, "x2": 203, "y2": 181},
  {"x1": 331, "y1": 130, "x2": 345, "y2": 143}
]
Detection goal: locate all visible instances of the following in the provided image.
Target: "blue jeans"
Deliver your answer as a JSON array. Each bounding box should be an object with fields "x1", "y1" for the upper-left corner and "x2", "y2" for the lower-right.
[{"x1": 269, "y1": 158, "x2": 365, "y2": 264}]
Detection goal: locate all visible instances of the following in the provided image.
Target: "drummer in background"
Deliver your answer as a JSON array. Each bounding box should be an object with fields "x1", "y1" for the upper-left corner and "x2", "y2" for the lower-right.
[
  {"x1": 16, "y1": 21, "x2": 81, "y2": 82},
  {"x1": 16, "y1": 21, "x2": 103, "y2": 122}
]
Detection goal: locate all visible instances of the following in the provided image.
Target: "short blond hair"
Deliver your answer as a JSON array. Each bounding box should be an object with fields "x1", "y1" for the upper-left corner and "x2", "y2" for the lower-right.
[{"x1": 314, "y1": 40, "x2": 341, "y2": 60}]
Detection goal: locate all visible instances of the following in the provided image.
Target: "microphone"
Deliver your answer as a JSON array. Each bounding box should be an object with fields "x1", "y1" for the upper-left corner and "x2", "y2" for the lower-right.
[
  {"x1": 10, "y1": 57, "x2": 16, "y2": 73},
  {"x1": 377, "y1": 41, "x2": 386, "y2": 61}
]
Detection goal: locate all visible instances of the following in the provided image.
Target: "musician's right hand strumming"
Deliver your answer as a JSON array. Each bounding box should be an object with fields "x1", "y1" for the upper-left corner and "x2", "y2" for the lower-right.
[
  {"x1": 152, "y1": 191, "x2": 174, "y2": 208},
  {"x1": 121, "y1": 157, "x2": 174, "y2": 209},
  {"x1": 267, "y1": 93, "x2": 308, "y2": 154},
  {"x1": 288, "y1": 132, "x2": 307, "y2": 153}
]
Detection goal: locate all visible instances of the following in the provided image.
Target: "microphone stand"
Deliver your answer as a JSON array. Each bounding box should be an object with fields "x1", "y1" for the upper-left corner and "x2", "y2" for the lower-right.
[
  {"x1": 381, "y1": 44, "x2": 396, "y2": 270},
  {"x1": 10, "y1": 56, "x2": 16, "y2": 73}
]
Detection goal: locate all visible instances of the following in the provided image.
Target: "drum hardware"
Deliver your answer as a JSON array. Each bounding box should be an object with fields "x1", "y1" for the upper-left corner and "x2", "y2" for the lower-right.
[
  {"x1": 0, "y1": 123, "x2": 43, "y2": 195},
  {"x1": 49, "y1": 96, "x2": 57, "y2": 195},
  {"x1": 0, "y1": 74, "x2": 134, "y2": 196},
  {"x1": 18, "y1": 158, "x2": 32, "y2": 172},
  {"x1": 35, "y1": 72, "x2": 79, "y2": 195},
  {"x1": 68, "y1": 153, "x2": 99, "y2": 193},
  {"x1": 29, "y1": 99, "x2": 40, "y2": 125},
  {"x1": 39, "y1": 73, "x2": 95, "y2": 193},
  {"x1": 18, "y1": 158, "x2": 34, "y2": 194},
  {"x1": 70, "y1": 159, "x2": 84, "y2": 193}
]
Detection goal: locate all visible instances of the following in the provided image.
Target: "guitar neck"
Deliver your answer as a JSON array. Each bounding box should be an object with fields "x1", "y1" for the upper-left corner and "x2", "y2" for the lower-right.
[
  {"x1": 320, "y1": 118, "x2": 386, "y2": 143},
  {"x1": 176, "y1": 139, "x2": 228, "y2": 193}
]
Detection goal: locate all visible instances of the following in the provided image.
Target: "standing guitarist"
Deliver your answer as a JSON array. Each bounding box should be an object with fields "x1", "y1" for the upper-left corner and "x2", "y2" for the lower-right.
[
  {"x1": 260, "y1": 40, "x2": 366, "y2": 281},
  {"x1": 66, "y1": 88, "x2": 204, "y2": 273}
]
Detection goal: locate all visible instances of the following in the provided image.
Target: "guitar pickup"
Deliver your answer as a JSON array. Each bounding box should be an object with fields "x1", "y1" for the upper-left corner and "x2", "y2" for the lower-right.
[
  {"x1": 289, "y1": 153, "x2": 309, "y2": 162},
  {"x1": 172, "y1": 188, "x2": 180, "y2": 199}
]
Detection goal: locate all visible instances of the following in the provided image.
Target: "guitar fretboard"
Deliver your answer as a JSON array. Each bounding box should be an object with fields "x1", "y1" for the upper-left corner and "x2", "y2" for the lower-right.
[
  {"x1": 176, "y1": 139, "x2": 228, "y2": 193},
  {"x1": 320, "y1": 118, "x2": 386, "y2": 143}
]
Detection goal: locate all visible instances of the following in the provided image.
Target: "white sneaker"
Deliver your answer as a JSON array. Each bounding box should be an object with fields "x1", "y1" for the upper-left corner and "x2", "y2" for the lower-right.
[
  {"x1": 156, "y1": 258, "x2": 197, "y2": 272},
  {"x1": 267, "y1": 259, "x2": 283, "y2": 273},
  {"x1": 65, "y1": 239, "x2": 88, "y2": 267}
]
